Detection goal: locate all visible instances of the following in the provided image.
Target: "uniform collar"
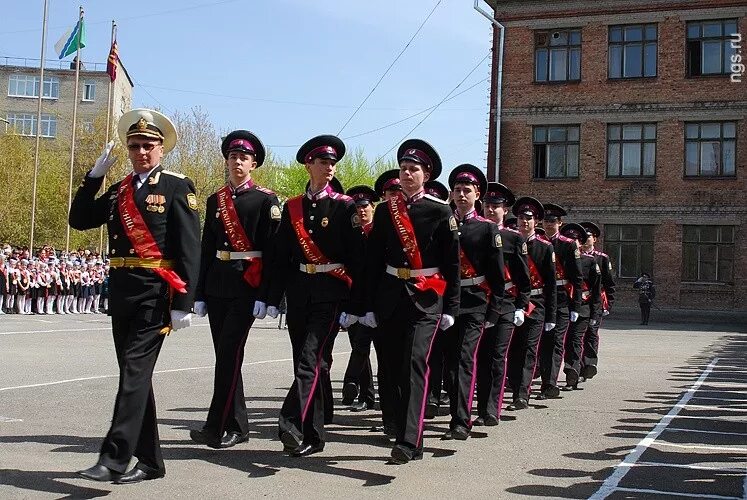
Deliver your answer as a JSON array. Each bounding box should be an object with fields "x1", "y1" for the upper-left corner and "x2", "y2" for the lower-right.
[
  {"x1": 456, "y1": 208, "x2": 478, "y2": 222},
  {"x1": 230, "y1": 178, "x2": 254, "y2": 195},
  {"x1": 133, "y1": 164, "x2": 160, "y2": 184},
  {"x1": 405, "y1": 189, "x2": 425, "y2": 204},
  {"x1": 306, "y1": 183, "x2": 332, "y2": 201}
]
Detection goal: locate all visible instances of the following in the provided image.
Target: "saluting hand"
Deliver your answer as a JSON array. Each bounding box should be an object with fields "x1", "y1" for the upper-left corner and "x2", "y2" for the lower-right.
[{"x1": 89, "y1": 141, "x2": 117, "y2": 178}]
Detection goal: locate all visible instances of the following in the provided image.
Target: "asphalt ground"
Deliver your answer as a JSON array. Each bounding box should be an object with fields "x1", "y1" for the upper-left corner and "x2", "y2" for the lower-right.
[{"x1": 0, "y1": 313, "x2": 745, "y2": 499}]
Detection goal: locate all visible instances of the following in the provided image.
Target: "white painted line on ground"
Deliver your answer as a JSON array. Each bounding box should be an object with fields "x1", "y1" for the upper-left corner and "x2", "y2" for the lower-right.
[
  {"x1": 0, "y1": 327, "x2": 112, "y2": 335},
  {"x1": 634, "y1": 461, "x2": 746, "y2": 473},
  {"x1": 654, "y1": 442, "x2": 747, "y2": 453},
  {"x1": 664, "y1": 427, "x2": 747, "y2": 437},
  {"x1": 0, "y1": 350, "x2": 350, "y2": 392},
  {"x1": 589, "y1": 357, "x2": 720, "y2": 500},
  {"x1": 683, "y1": 405, "x2": 747, "y2": 412},
  {"x1": 613, "y1": 487, "x2": 740, "y2": 500},
  {"x1": 0, "y1": 416, "x2": 23, "y2": 423}
]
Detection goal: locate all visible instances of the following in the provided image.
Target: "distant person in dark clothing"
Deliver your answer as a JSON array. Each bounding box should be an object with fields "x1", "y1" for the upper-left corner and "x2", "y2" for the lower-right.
[{"x1": 633, "y1": 273, "x2": 655, "y2": 325}]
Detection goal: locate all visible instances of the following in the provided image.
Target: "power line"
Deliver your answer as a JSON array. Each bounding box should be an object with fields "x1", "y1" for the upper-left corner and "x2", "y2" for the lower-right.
[
  {"x1": 336, "y1": 0, "x2": 443, "y2": 135},
  {"x1": 372, "y1": 53, "x2": 490, "y2": 166}
]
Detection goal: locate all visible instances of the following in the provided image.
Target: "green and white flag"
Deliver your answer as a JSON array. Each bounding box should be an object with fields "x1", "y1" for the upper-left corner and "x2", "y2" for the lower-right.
[{"x1": 55, "y1": 18, "x2": 86, "y2": 59}]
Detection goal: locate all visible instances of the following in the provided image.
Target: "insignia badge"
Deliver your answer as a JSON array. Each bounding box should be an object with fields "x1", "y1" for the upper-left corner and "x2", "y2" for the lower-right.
[
  {"x1": 321, "y1": 217, "x2": 329, "y2": 228},
  {"x1": 449, "y1": 216, "x2": 458, "y2": 232},
  {"x1": 521, "y1": 242, "x2": 528, "y2": 255},
  {"x1": 494, "y1": 234, "x2": 502, "y2": 248},
  {"x1": 158, "y1": 205, "x2": 165, "y2": 213},
  {"x1": 351, "y1": 213, "x2": 361, "y2": 228},
  {"x1": 136, "y1": 117, "x2": 148, "y2": 131},
  {"x1": 551, "y1": 251, "x2": 556, "y2": 263},
  {"x1": 187, "y1": 193, "x2": 198, "y2": 210},
  {"x1": 270, "y1": 205, "x2": 281, "y2": 221}
]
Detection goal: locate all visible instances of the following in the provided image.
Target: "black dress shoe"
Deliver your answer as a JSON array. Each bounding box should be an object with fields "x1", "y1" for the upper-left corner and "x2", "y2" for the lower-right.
[
  {"x1": 221, "y1": 431, "x2": 250, "y2": 448},
  {"x1": 281, "y1": 431, "x2": 302, "y2": 452},
  {"x1": 507, "y1": 398, "x2": 529, "y2": 411},
  {"x1": 472, "y1": 416, "x2": 485, "y2": 426},
  {"x1": 582, "y1": 365, "x2": 597, "y2": 379},
  {"x1": 290, "y1": 442, "x2": 324, "y2": 457},
  {"x1": 390, "y1": 444, "x2": 422, "y2": 464},
  {"x1": 114, "y1": 467, "x2": 165, "y2": 484},
  {"x1": 341, "y1": 382, "x2": 358, "y2": 405},
  {"x1": 424, "y1": 402, "x2": 438, "y2": 419},
  {"x1": 564, "y1": 367, "x2": 579, "y2": 387},
  {"x1": 483, "y1": 414, "x2": 500, "y2": 426},
  {"x1": 190, "y1": 428, "x2": 222, "y2": 449},
  {"x1": 350, "y1": 401, "x2": 371, "y2": 412},
  {"x1": 76, "y1": 464, "x2": 121, "y2": 482},
  {"x1": 545, "y1": 385, "x2": 561, "y2": 398},
  {"x1": 443, "y1": 425, "x2": 469, "y2": 440}
]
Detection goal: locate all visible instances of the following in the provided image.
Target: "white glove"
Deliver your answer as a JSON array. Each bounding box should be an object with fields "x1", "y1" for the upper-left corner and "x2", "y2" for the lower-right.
[
  {"x1": 359, "y1": 311, "x2": 378, "y2": 328},
  {"x1": 544, "y1": 322, "x2": 556, "y2": 331},
  {"x1": 602, "y1": 309, "x2": 610, "y2": 316},
  {"x1": 590, "y1": 319, "x2": 598, "y2": 326},
  {"x1": 170, "y1": 310, "x2": 192, "y2": 331},
  {"x1": 439, "y1": 314, "x2": 455, "y2": 330},
  {"x1": 339, "y1": 312, "x2": 358, "y2": 328},
  {"x1": 485, "y1": 321, "x2": 495, "y2": 329},
  {"x1": 569, "y1": 311, "x2": 579, "y2": 323},
  {"x1": 253, "y1": 301, "x2": 267, "y2": 319},
  {"x1": 513, "y1": 309, "x2": 525, "y2": 327},
  {"x1": 266, "y1": 306, "x2": 279, "y2": 319},
  {"x1": 193, "y1": 301, "x2": 207, "y2": 317},
  {"x1": 89, "y1": 141, "x2": 117, "y2": 178}
]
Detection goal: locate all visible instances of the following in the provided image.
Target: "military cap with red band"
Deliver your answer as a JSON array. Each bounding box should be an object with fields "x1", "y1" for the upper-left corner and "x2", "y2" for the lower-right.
[
  {"x1": 543, "y1": 202, "x2": 567, "y2": 222},
  {"x1": 448, "y1": 163, "x2": 487, "y2": 197},
  {"x1": 346, "y1": 185, "x2": 380, "y2": 206},
  {"x1": 483, "y1": 182, "x2": 515, "y2": 206},
  {"x1": 374, "y1": 169, "x2": 402, "y2": 196},
  {"x1": 512, "y1": 196, "x2": 545, "y2": 220},
  {"x1": 296, "y1": 134, "x2": 346, "y2": 165},
  {"x1": 424, "y1": 180, "x2": 449, "y2": 201},
  {"x1": 221, "y1": 130, "x2": 266, "y2": 166},
  {"x1": 560, "y1": 222, "x2": 589, "y2": 244},
  {"x1": 397, "y1": 138, "x2": 442, "y2": 179},
  {"x1": 580, "y1": 221, "x2": 601, "y2": 238}
]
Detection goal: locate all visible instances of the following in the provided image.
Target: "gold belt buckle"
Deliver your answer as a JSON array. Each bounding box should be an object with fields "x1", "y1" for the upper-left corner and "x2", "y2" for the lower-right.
[
  {"x1": 306, "y1": 263, "x2": 317, "y2": 274},
  {"x1": 397, "y1": 267, "x2": 411, "y2": 279},
  {"x1": 218, "y1": 251, "x2": 231, "y2": 261}
]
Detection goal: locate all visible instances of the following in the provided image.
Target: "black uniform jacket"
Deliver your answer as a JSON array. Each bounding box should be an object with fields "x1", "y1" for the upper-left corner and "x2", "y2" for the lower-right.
[
  {"x1": 68, "y1": 166, "x2": 201, "y2": 314},
  {"x1": 365, "y1": 193, "x2": 460, "y2": 320},
  {"x1": 526, "y1": 234, "x2": 557, "y2": 323},
  {"x1": 456, "y1": 212, "x2": 504, "y2": 325},
  {"x1": 579, "y1": 252, "x2": 602, "y2": 319},
  {"x1": 549, "y1": 232, "x2": 584, "y2": 312},
  {"x1": 498, "y1": 227, "x2": 531, "y2": 315},
  {"x1": 266, "y1": 190, "x2": 365, "y2": 315},
  {"x1": 196, "y1": 183, "x2": 280, "y2": 301},
  {"x1": 592, "y1": 250, "x2": 616, "y2": 310}
]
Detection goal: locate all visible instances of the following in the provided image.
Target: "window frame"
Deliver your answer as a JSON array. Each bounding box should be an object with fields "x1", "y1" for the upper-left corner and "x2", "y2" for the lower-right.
[
  {"x1": 603, "y1": 224, "x2": 655, "y2": 279},
  {"x1": 606, "y1": 123, "x2": 657, "y2": 178},
  {"x1": 534, "y1": 28, "x2": 583, "y2": 83},
  {"x1": 7, "y1": 74, "x2": 59, "y2": 99},
  {"x1": 684, "y1": 121, "x2": 737, "y2": 178},
  {"x1": 83, "y1": 80, "x2": 96, "y2": 101},
  {"x1": 686, "y1": 19, "x2": 740, "y2": 77},
  {"x1": 682, "y1": 225, "x2": 735, "y2": 283},
  {"x1": 532, "y1": 125, "x2": 581, "y2": 179},
  {"x1": 608, "y1": 23, "x2": 658, "y2": 79},
  {"x1": 6, "y1": 112, "x2": 57, "y2": 138}
]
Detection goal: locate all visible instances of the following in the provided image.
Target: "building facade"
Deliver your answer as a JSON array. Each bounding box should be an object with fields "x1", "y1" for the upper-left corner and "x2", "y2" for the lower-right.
[
  {"x1": 484, "y1": 0, "x2": 746, "y2": 311},
  {"x1": 0, "y1": 57, "x2": 133, "y2": 140}
]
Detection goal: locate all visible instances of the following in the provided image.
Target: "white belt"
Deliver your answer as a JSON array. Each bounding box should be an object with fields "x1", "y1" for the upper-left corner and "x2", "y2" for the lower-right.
[
  {"x1": 460, "y1": 276, "x2": 486, "y2": 287},
  {"x1": 504, "y1": 282, "x2": 514, "y2": 291},
  {"x1": 530, "y1": 288, "x2": 544, "y2": 296},
  {"x1": 581, "y1": 290, "x2": 591, "y2": 299},
  {"x1": 386, "y1": 265, "x2": 440, "y2": 280},
  {"x1": 556, "y1": 279, "x2": 568, "y2": 286},
  {"x1": 299, "y1": 263, "x2": 343, "y2": 274},
  {"x1": 216, "y1": 250, "x2": 262, "y2": 261}
]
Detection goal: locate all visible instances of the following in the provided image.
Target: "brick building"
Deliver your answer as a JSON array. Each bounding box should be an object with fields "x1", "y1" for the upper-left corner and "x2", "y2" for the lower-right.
[
  {"x1": 0, "y1": 57, "x2": 133, "y2": 140},
  {"x1": 483, "y1": 0, "x2": 746, "y2": 311}
]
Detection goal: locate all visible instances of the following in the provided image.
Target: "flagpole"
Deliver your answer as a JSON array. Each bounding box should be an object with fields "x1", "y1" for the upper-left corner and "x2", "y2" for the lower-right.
[
  {"x1": 99, "y1": 20, "x2": 117, "y2": 254},
  {"x1": 30, "y1": 0, "x2": 49, "y2": 253},
  {"x1": 65, "y1": 6, "x2": 84, "y2": 253}
]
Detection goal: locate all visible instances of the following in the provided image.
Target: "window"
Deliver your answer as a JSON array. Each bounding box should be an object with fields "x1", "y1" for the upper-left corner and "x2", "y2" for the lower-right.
[
  {"x1": 604, "y1": 225, "x2": 654, "y2": 278},
  {"x1": 607, "y1": 123, "x2": 656, "y2": 177},
  {"x1": 533, "y1": 126, "x2": 580, "y2": 178},
  {"x1": 534, "y1": 29, "x2": 581, "y2": 82},
  {"x1": 83, "y1": 80, "x2": 95, "y2": 101},
  {"x1": 6, "y1": 113, "x2": 57, "y2": 137},
  {"x1": 609, "y1": 24, "x2": 657, "y2": 78},
  {"x1": 685, "y1": 122, "x2": 736, "y2": 177},
  {"x1": 7, "y1": 74, "x2": 59, "y2": 98},
  {"x1": 683, "y1": 226, "x2": 735, "y2": 283},
  {"x1": 687, "y1": 19, "x2": 739, "y2": 76}
]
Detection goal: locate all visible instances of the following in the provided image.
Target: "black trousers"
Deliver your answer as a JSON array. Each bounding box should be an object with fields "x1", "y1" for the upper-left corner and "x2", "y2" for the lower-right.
[
  {"x1": 640, "y1": 303, "x2": 651, "y2": 324},
  {"x1": 564, "y1": 315, "x2": 591, "y2": 377},
  {"x1": 278, "y1": 301, "x2": 339, "y2": 445},
  {"x1": 445, "y1": 311, "x2": 485, "y2": 430},
  {"x1": 507, "y1": 316, "x2": 543, "y2": 401},
  {"x1": 427, "y1": 330, "x2": 451, "y2": 406},
  {"x1": 582, "y1": 317, "x2": 602, "y2": 369},
  {"x1": 98, "y1": 301, "x2": 167, "y2": 474},
  {"x1": 343, "y1": 323, "x2": 375, "y2": 405},
  {"x1": 203, "y1": 295, "x2": 255, "y2": 436},
  {"x1": 539, "y1": 306, "x2": 570, "y2": 390},
  {"x1": 476, "y1": 312, "x2": 514, "y2": 419},
  {"x1": 379, "y1": 294, "x2": 440, "y2": 452}
]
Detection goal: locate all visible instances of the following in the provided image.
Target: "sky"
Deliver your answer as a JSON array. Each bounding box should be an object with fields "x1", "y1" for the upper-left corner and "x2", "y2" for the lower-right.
[{"x1": 1, "y1": 0, "x2": 494, "y2": 182}]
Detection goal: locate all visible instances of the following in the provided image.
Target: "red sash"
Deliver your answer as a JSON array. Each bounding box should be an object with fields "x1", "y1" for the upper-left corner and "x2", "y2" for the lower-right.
[
  {"x1": 286, "y1": 195, "x2": 352, "y2": 288},
  {"x1": 459, "y1": 248, "x2": 491, "y2": 296},
  {"x1": 387, "y1": 193, "x2": 446, "y2": 296},
  {"x1": 216, "y1": 185, "x2": 262, "y2": 288},
  {"x1": 555, "y1": 261, "x2": 574, "y2": 299},
  {"x1": 117, "y1": 173, "x2": 188, "y2": 293},
  {"x1": 601, "y1": 289, "x2": 608, "y2": 309},
  {"x1": 504, "y1": 265, "x2": 534, "y2": 316}
]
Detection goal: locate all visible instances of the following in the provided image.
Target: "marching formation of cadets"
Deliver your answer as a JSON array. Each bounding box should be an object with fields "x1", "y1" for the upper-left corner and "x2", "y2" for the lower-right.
[
  {"x1": 66, "y1": 108, "x2": 616, "y2": 484},
  {"x1": 0, "y1": 252, "x2": 110, "y2": 316}
]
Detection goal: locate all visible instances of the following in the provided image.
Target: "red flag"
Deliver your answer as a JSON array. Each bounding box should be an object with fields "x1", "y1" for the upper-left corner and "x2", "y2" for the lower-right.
[{"x1": 106, "y1": 41, "x2": 118, "y2": 82}]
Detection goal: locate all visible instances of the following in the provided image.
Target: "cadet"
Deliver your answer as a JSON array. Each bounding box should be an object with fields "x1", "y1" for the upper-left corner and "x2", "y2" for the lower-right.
[
  {"x1": 442, "y1": 164, "x2": 504, "y2": 440},
  {"x1": 559, "y1": 223, "x2": 601, "y2": 390},
  {"x1": 507, "y1": 197, "x2": 556, "y2": 410},
  {"x1": 70, "y1": 109, "x2": 200, "y2": 483},
  {"x1": 361, "y1": 139, "x2": 459, "y2": 464},
  {"x1": 265, "y1": 135, "x2": 365, "y2": 457},
  {"x1": 476, "y1": 183, "x2": 531, "y2": 426},
  {"x1": 190, "y1": 130, "x2": 281, "y2": 449},
  {"x1": 537, "y1": 204, "x2": 583, "y2": 399}
]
